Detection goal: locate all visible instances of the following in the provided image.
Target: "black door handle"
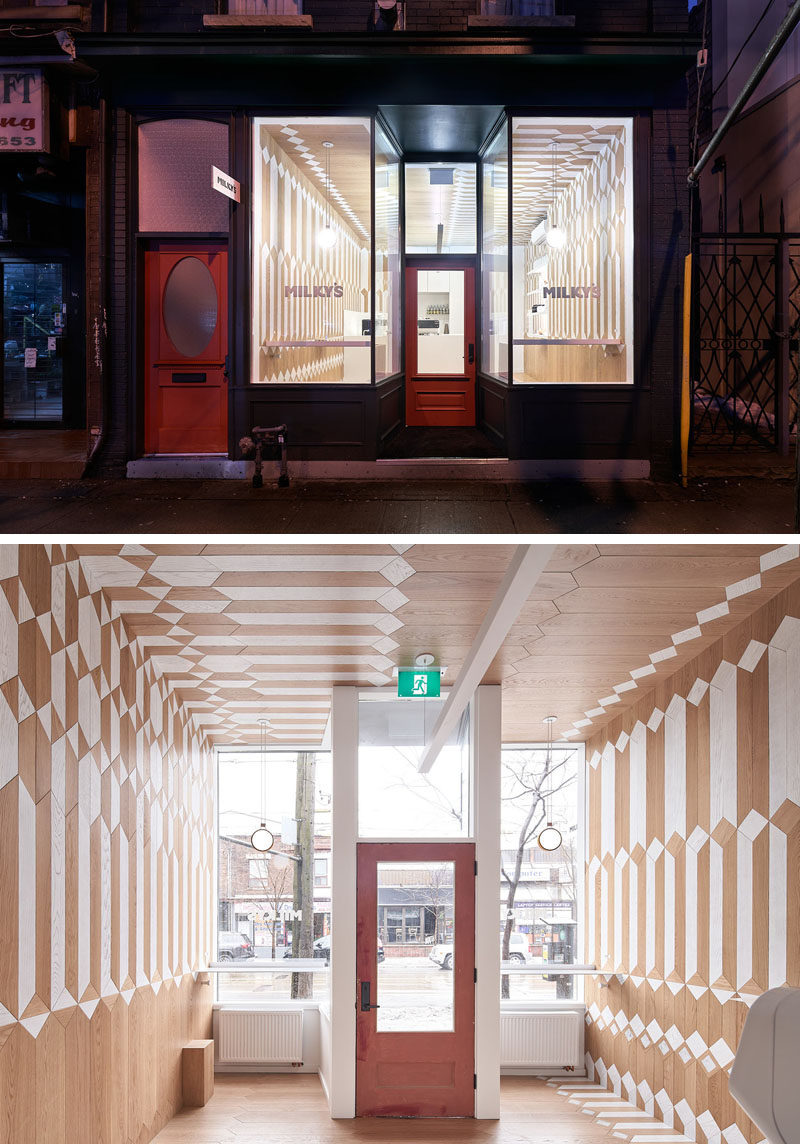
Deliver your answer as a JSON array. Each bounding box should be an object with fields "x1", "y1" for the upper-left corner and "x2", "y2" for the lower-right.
[
  {"x1": 360, "y1": 981, "x2": 380, "y2": 1011},
  {"x1": 468, "y1": 343, "x2": 475, "y2": 364}
]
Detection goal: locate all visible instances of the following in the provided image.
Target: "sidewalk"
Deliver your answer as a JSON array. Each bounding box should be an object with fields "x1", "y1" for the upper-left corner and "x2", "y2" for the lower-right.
[{"x1": 0, "y1": 474, "x2": 795, "y2": 534}]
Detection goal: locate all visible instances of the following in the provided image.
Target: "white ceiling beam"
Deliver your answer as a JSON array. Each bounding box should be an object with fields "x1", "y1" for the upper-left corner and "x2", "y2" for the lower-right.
[{"x1": 417, "y1": 544, "x2": 556, "y2": 774}]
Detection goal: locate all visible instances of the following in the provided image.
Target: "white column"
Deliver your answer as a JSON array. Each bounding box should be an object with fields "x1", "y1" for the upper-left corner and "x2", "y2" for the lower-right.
[
  {"x1": 473, "y1": 685, "x2": 501, "y2": 1120},
  {"x1": 329, "y1": 686, "x2": 359, "y2": 1118}
]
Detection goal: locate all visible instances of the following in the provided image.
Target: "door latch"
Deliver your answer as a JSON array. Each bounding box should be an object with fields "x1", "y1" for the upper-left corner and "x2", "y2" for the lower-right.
[
  {"x1": 360, "y1": 981, "x2": 380, "y2": 1011},
  {"x1": 468, "y1": 343, "x2": 475, "y2": 364}
]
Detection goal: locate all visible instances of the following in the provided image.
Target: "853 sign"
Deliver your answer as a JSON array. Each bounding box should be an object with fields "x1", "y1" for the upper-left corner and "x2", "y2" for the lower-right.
[{"x1": 0, "y1": 70, "x2": 49, "y2": 154}]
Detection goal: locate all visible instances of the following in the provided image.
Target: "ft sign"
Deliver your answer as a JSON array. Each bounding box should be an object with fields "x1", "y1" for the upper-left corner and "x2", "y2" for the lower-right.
[
  {"x1": 397, "y1": 669, "x2": 441, "y2": 698},
  {"x1": 0, "y1": 70, "x2": 48, "y2": 153}
]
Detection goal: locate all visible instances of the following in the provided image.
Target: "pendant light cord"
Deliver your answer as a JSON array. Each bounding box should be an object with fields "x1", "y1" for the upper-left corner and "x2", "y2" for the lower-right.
[{"x1": 259, "y1": 718, "x2": 267, "y2": 826}]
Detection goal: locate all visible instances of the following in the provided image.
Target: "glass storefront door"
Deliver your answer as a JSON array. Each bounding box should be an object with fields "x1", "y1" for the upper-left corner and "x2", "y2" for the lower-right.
[{"x1": 2, "y1": 261, "x2": 65, "y2": 423}]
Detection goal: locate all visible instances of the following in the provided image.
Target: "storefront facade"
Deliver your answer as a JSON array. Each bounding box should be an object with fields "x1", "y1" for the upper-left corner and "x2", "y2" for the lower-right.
[{"x1": 2, "y1": 2, "x2": 693, "y2": 477}]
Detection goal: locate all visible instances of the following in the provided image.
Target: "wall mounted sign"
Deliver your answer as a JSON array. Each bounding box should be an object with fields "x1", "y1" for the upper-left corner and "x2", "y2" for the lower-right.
[
  {"x1": 543, "y1": 284, "x2": 600, "y2": 299},
  {"x1": 0, "y1": 70, "x2": 49, "y2": 153},
  {"x1": 24, "y1": 348, "x2": 37, "y2": 369},
  {"x1": 397, "y1": 668, "x2": 441, "y2": 698},
  {"x1": 284, "y1": 284, "x2": 344, "y2": 298},
  {"x1": 212, "y1": 165, "x2": 240, "y2": 202}
]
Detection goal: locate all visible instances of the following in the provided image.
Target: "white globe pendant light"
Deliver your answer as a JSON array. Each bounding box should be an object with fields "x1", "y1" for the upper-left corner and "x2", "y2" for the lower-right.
[
  {"x1": 318, "y1": 225, "x2": 337, "y2": 249},
  {"x1": 318, "y1": 140, "x2": 337, "y2": 250},
  {"x1": 250, "y1": 718, "x2": 275, "y2": 854},
  {"x1": 537, "y1": 715, "x2": 563, "y2": 852},
  {"x1": 545, "y1": 224, "x2": 567, "y2": 250}
]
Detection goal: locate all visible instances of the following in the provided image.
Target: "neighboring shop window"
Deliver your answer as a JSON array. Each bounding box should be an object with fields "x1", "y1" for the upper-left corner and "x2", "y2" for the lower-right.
[
  {"x1": 375, "y1": 123, "x2": 401, "y2": 380},
  {"x1": 510, "y1": 117, "x2": 634, "y2": 384},
  {"x1": 138, "y1": 119, "x2": 230, "y2": 233},
  {"x1": 252, "y1": 116, "x2": 373, "y2": 384},
  {"x1": 480, "y1": 123, "x2": 509, "y2": 381},
  {"x1": 2, "y1": 261, "x2": 65, "y2": 423}
]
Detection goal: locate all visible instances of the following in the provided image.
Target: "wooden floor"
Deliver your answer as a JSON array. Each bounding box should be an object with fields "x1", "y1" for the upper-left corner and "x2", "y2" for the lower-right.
[
  {"x1": 151, "y1": 1076, "x2": 641, "y2": 1143},
  {"x1": 0, "y1": 429, "x2": 87, "y2": 478}
]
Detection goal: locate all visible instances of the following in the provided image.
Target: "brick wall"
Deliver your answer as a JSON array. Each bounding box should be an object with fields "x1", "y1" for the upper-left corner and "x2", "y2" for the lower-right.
[
  {"x1": 648, "y1": 96, "x2": 690, "y2": 477},
  {"x1": 120, "y1": 0, "x2": 688, "y2": 35}
]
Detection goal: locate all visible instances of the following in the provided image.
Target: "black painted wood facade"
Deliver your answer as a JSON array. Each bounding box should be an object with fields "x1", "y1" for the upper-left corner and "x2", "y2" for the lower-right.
[{"x1": 0, "y1": 3, "x2": 695, "y2": 477}]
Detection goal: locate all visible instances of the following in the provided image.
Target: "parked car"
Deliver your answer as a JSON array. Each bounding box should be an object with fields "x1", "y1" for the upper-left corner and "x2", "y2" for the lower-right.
[
  {"x1": 217, "y1": 930, "x2": 255, "y2": 961},
  {"x1": 429, "y1": 932, "x2": 530, "y2": 970},
  {"x1": 282, "y1": 933, "x2": 385, "y2": 964}
]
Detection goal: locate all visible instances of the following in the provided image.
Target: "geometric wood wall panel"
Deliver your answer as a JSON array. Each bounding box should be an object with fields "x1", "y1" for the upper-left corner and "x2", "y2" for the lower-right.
[
  {"x1": 0, "y1": 545, "x2": 214, "y2": 1144},
  {"x1": 583, "y1": 580, "x2": 800, "y2": 1144}
]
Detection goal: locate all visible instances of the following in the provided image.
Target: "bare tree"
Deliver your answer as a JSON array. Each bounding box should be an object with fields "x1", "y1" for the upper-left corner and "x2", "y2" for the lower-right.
[
  {"x1": 500, "y1": 749, "x2": 575, "y2": 999},
  {"x1": 250, "y1": 857, "x2": 293, "y2": 957}
]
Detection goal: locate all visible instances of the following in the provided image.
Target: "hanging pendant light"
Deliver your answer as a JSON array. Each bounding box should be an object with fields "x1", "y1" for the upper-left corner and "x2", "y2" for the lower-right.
[
  {"x1": 318, "y1": 140, "x2": 337, "y2": 249},
  {"x1": 537, "y1": 715, "x2": 563, "y2": 852},
  {"x1": 251, "y1": 718, "x2": 275, "y2": 853},
  {"x1": 545, "y1": 140, "x2": 566, "y2": 250}
]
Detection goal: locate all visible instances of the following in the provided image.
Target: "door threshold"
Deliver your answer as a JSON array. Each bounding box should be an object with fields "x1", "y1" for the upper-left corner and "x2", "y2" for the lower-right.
[
  {"x1": 377, "y1": 456, "x2": 510, "y2": 465},
  {"x1": 127, "y1": 455, "x2": 247, "y2": 479}
]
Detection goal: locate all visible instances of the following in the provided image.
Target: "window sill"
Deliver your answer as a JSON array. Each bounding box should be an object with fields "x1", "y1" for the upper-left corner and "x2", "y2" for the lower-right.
[
  {"x1": 468, "y1": 14, "x2": 576, "y2": 27},
  {"x1": 203, "y1": 14, "x2": 313, "y2": 28},
  {"x1": 1, "y1": 4, "x2": 88, "y2": 18}
]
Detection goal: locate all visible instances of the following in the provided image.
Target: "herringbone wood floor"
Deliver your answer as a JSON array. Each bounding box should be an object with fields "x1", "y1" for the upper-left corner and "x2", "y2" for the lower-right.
[{"x1": 152, "y1": 1075, "x2": 619, "y2": 1143}]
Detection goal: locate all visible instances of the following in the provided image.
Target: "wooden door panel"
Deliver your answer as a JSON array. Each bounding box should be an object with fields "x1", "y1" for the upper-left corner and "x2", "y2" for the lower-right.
[
  {"x1": 355, "y1": 842, "x2": 475, "y2": 1118},
  {"x1": 144, "y1": 243, "x2": 228, "y2": 455}
]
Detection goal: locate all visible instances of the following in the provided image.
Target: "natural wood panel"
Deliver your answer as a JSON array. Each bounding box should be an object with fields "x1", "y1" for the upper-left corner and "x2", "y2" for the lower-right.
[
  {"x1": 584, "y1": 580, "x2": 800, "y2": 1142},
  {"x1": 0, "y1": 546, "x2": 214, "y2": 1144}
]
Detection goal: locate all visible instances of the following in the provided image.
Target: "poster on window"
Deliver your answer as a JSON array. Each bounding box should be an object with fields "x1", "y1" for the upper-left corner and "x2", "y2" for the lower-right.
[{"x1": 0, "y1": 70, "x2": 49, "y2": 153}]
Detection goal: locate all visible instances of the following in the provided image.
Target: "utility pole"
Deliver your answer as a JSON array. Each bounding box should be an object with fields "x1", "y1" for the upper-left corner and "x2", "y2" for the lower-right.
[{"x1": 291, "y1": 752, "x2": 315, "y2": 999}]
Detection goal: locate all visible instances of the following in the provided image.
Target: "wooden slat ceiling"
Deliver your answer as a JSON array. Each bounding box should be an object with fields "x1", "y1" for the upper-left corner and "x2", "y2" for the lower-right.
[
  {"x1": 510, "y1": 121, "x2": 625, "y2": 245},
  {"x1": 71, "y1": 543, "x2": 800, "y2": 749}
]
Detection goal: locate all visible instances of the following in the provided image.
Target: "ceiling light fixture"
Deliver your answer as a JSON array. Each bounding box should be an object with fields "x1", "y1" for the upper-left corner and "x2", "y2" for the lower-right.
[
  {"x1": 544, "y1": 140, "x2": 567, "y2": 251},
  {"x1": 318, "y1": 140, "x2": 337, "y2": 250},
  {"x1": 537, "y1": 715, "x2": 563, "y2": 852},
  {"x1": 250, "y1": 718, "x2": 275, "y2": 853}
]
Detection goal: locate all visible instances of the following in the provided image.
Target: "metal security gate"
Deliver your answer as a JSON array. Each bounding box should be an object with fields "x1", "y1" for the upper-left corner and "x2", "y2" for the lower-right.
[{"x1": 691, "y1": 229, "x2": 800, "y2": 453}]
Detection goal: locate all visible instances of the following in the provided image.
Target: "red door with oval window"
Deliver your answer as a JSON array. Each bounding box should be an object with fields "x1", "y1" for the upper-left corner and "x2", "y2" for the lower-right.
[{"x1": 144, "y1": 242, "x2": 228, "y2": 454}]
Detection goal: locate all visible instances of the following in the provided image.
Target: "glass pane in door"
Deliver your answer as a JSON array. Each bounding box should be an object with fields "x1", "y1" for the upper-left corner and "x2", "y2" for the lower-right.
[
  {"x1": 376, "y1": 861, "x2": 455, "y2": 1032},
  {"x1": 3, "y1": 262, "x2": 64, "y2": 421},
  {"x1": 416, "y1": 270, "x2": 465, "y2": 375}
]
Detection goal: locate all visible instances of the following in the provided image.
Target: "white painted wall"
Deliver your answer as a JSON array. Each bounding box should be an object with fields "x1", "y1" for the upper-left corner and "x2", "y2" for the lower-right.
[
  {"x1": 319, "y1": 1005, "x2": 332, "y2": 1103},
  {"x1": 473, "y1": 685, "x2": 502, "y2": 1119},
  {"x1": 328, "y1": 686, "x2": 358, "y2": 1117}
]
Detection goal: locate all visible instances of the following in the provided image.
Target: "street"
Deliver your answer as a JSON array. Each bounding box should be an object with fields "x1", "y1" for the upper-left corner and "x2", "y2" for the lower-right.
[{"x1": 216, "y1": 956, "x2": 576, "y2": 1010}]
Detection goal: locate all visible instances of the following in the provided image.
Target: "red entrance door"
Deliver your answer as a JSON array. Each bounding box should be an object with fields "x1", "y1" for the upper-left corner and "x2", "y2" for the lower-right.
[
  {"x1": 144, "y1": 243, "x2": 228, "y2": 454},
  {"x1": 405, "y1": 265, "x2": 476, "y2": 427},
  {"x1": 355, "y1": 842, "x2": 475, "y2": 1117}
]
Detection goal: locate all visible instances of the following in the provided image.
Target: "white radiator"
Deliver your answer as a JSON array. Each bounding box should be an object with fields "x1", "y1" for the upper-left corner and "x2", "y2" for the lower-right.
[
  {"x1": 218, "y1": 1009, "x2": 303, "y2": 1065},
  {"x1": 500, "y1": 1011, "x2": 583, "y2": 1068}
]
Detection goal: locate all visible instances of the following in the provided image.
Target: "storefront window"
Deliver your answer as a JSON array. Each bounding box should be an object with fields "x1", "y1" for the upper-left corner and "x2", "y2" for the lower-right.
[
  {"x1": 252, "y1": 116, "x2": 373, "y2": 384},
  {"x1": 481, "y1": 123, "x2": 509, "y2": 380},
  {"x1": 216, "y1": 749, "x2": 332, "y2": 1003},
  {"x1": 375, "y1": 123, "x2": 401, "y2": 379},
  {"x1": 510, "y1": 117, "x2": 633, "y2": 384},
  {"x1": 500, "y1": 745, "x2": 580, "y2": 1002}
]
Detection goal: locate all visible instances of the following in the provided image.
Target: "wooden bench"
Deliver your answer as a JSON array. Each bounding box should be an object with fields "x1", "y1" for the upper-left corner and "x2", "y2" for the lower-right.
[{"x1": 182, "y1": 1039, "x2": 214, "y2": 1107}]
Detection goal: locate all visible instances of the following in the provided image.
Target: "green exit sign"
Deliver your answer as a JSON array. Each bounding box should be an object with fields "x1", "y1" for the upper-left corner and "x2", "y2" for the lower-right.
[{"x1": 397, "y1": 669, "x2": 441, "y2": 698}]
